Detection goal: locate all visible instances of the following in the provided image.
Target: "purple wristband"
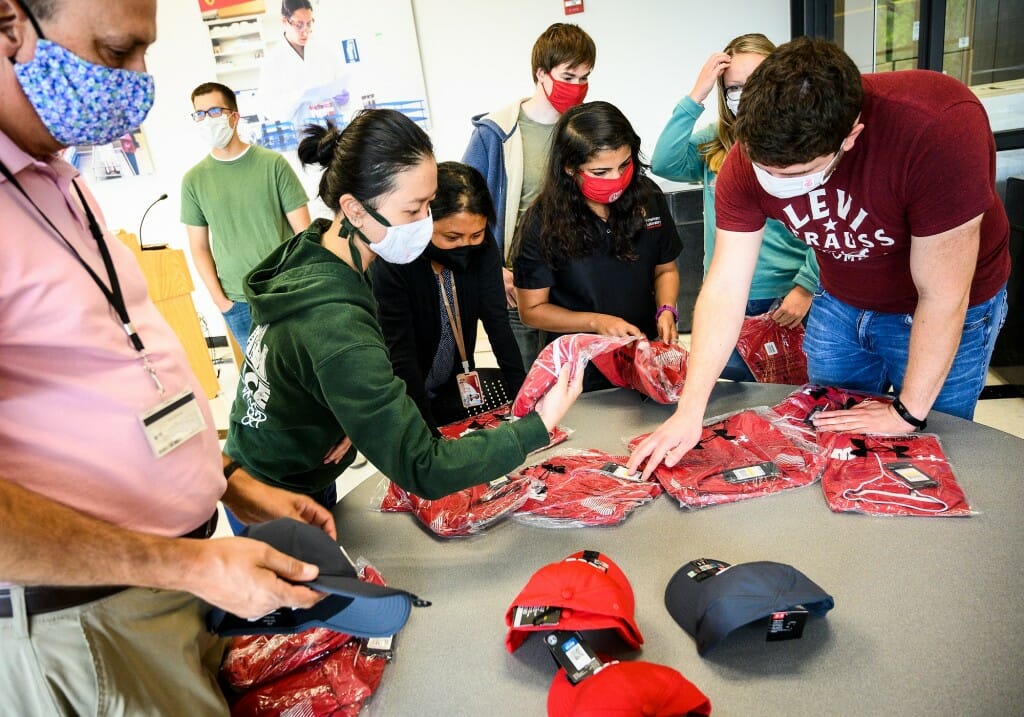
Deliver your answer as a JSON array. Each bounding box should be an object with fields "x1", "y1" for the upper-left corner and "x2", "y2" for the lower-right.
[{"x1": 656, "y1": 304, "x2": 678, "y2": 322}]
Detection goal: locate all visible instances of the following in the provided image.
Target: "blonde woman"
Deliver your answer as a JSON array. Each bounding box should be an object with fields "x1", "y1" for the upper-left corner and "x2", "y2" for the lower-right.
[{"x1": 651, "y1": 33, "x2": 818, "y2": 381}]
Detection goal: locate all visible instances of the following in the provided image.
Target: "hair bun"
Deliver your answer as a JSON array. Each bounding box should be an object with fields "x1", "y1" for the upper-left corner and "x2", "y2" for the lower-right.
[{"x1": 297, "y1": 121, "x2": 341, "y2": 167}]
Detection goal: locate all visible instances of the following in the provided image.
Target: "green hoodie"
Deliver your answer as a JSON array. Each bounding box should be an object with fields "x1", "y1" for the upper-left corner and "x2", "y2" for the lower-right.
[{"x1": 224, "y1": 220, "x2": 550, "y2": 499}]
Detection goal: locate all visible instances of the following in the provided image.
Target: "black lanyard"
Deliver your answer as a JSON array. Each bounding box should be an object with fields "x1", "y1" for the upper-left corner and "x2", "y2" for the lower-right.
[{"x1": 0, "y1": 159, "x2": 164, "y2": 393}]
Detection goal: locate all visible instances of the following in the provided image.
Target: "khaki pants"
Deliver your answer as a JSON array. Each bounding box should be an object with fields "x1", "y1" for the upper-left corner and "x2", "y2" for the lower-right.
[{"x1": 0, "y1": 586, "x2": 229, "y2": 716}]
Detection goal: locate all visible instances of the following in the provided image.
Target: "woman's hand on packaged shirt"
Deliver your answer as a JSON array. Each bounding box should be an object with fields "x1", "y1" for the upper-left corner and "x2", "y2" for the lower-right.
[
  {"x1": 657, "y1": 311, "x2": 679, "y2": 344},
  {"x1": 534, "y1": 364, "x2": 585, "y2": 433},
  {"x1": 590, "y1": 314, "x2": 645, "y2": 338}
]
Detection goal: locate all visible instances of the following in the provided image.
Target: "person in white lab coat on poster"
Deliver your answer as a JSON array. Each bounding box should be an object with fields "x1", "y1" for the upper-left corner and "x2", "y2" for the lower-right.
[{"x1": 257, "y1": 0, "x2": 361, "y2": 125}]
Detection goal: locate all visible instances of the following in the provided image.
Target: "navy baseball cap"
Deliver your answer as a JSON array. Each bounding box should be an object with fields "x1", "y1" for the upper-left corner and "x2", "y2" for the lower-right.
[
  {"x1": 207, "y1": 518, "x2": 423, "y2": 637},
  {"x1": 665, "y1": 558, "x2": 834, "y2": 655}
]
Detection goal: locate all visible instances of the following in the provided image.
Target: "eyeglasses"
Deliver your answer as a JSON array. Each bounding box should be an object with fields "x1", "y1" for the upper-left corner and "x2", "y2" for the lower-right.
[
  {"x1": 190, "y1": 106, "x2": 232, "y2": 122},
  {"x1": 288, "y1": 18, "x2": 314, "y2": 32},
  {"x1": 724, "y1": 86, "x2": 743, "y2": 102}
]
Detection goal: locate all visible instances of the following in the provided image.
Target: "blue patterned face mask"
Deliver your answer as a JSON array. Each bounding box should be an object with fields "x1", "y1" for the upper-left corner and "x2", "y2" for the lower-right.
[{"x1": 13, "y1": 38, "x2": 155, "y2": 146}]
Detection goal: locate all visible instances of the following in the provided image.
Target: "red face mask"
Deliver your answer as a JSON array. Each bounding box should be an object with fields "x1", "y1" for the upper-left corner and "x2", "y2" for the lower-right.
[
  {"x1": 544, "y1": 76, "x2": 589, "y2": 114},
  {"x1": 576, "y1": 160, "x2": 634, "y2": 204}
]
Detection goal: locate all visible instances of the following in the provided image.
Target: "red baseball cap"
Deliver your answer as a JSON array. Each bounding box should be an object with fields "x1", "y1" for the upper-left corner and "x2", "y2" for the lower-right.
[
  {"x1": 505, "y1": 551, "x2": 643, "y2": 652},
  {"x1": 547, "y1": 660, "x2": 712, "y2": 716}
]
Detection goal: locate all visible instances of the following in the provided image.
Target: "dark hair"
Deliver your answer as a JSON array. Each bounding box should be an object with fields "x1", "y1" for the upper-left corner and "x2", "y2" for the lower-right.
[
  {"x1": 431, "y1": 162, "x2": 496, "y2": 225},
  {"x1": 190, "y1": 81, "x2": 238, "y2": 112},
  {"x1": 281, "y1": 0, "x2": 312, "y2": 19},
  {"x1": 297, "y1": 109, "x2": 434, "y2": 211},
  {"x1": 519, "y1": 101, "x2": 648, "y2": 265},
  {"x1": 530, "y1": 23, "x2": 596, "y2": 83},
  {"x1": 735, "y1": 37, "x2": 863, "y2": 167}
]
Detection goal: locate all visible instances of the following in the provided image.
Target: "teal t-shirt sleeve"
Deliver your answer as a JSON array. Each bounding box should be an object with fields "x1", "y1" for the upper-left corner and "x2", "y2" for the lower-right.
[
  {"x1": 274, "y1": 155, "x2": 309, "y2": 214},
  {"x1": 179, "y1": 170, "x2": 207, "y2": 227},
  {"x1": 650, "y1": 95, "x2": 707, "y2": 183},
  {"x1": 320, "y1": 341, "x2": 548, "y2": 500},
  {"x1": 793, "y1": 241, "x2": 820, "y2": 292}
]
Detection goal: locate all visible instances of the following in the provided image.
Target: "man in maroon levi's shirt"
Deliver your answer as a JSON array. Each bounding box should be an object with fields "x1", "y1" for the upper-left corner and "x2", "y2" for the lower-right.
[{"x1": 630, "y1": 37, "x2": 1009, "y2": 479}]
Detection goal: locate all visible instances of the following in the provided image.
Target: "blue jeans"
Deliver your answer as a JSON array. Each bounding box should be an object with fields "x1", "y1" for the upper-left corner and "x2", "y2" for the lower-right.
[
  {"x1": 802, "y1": 286, "x2": 1008, "y2": 420},
  {"x1": 222, "y1": 301, "x2": 253, "y2": 348},
  {"x1": 721, "y1": 298, "x2": 783, "y2": 382},
  {"x1": 224, "y1": 482, "x2": 338, "y2": 535}
]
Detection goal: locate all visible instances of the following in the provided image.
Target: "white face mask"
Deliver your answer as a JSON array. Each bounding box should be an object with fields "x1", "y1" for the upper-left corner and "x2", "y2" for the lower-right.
[
  {"x1": 367, "y1": 213, "x2": 434, "y2": 264},
  {"x1": 751, "y1": 150, "x2": 842, "y2": 199},
  {"x1": 197, "y1": 114, "x2": 234, "y2": 150},
  {"x1": 725, "y1": 94, "x2": 741, "y2": 116}
]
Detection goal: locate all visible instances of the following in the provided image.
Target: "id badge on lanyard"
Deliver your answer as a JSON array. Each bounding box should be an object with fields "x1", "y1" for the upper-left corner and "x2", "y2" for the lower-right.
[
  {"x1": 139, "y1": 389, "x2": 207, "y2": 457},
  {"x1": 436, "y1": 267, "x2": 483, "y2": 409}
]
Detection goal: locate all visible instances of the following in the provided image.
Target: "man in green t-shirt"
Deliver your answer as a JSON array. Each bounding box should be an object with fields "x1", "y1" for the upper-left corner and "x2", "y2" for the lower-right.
[{"x1": 181, "y1": 81, "x2": 310, "y2": 345}]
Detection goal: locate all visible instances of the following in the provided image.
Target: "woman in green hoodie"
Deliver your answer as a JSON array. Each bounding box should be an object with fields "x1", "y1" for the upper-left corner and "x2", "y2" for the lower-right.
[{"x1": 221, "y1": 109, "x2": 582, "y2": 532}]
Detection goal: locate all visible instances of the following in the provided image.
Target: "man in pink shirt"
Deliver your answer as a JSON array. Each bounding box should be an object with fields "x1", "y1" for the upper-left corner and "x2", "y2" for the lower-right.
[{"x1": 0, "y1": 1, "x2": 335, "y2": 713}]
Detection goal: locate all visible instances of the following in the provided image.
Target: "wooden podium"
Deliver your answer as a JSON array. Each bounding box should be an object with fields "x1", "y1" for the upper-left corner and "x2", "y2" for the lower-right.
[{"x1": 117, "y1": 230, "x2": 220, "y2": 398}]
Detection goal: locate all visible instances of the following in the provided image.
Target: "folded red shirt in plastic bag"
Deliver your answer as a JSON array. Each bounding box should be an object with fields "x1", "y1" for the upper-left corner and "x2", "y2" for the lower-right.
[
  {"x1": 222, "y1": 563, "x2": 389, "y2": 690},
  {"x1": 818, "y1": 431, "x2": 972, "y2": 517},
  {"x1": 511, "y1": 449, "x2": 662, "y2": 528},
  {"x1": 591, "y1": 339, "x2": 688, "y2": 404},
  {"x1": 437, "y1": 402, "x2": 570, "y2": 453},
  {"x1": 629, "y1": 407, "x2": 825, "y2": 509},
  {"x1": 512, "y1": 334, "x2": 636, "y2": 417},
  {"x1": 378, "y1": 475, "x2": 533, "y2": 537},
  {"x1": 735, "y1": 313, "x2": 808, "y2": 384},
  {"x1": 229, "y1": 639, "x2": 387, "y2": 717},
  {"x1": 771, "y1": 384, "x2": 888, "y2": 429}
]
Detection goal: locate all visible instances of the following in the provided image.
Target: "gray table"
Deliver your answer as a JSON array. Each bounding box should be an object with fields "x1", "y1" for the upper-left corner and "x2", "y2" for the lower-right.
[{"x1": 333, "y1": 384, "x2": 1024, "y2": 716}]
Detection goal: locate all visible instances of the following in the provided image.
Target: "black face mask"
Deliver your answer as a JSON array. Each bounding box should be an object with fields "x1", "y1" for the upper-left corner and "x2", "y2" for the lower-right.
[{"x1": 423, "y1": 243, "x2": 480, "y2": 273}]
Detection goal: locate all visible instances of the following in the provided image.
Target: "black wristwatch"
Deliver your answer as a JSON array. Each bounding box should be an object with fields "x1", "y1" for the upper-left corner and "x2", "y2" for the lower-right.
[
  {"x1": 223, "y1": 459, "x2": 243, "y2": 480},
  {"x1": 891, "y1": 396, "x2": 927, "y2": 431}
]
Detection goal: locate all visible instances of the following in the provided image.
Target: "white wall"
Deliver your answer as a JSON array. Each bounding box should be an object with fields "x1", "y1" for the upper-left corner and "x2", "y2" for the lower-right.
[
  {"x1": 84, "y1": 0, "x2": 790, "y2": 334},
  {"x1": 413, "y1": 0, "x2": 790, "y2": 162}
]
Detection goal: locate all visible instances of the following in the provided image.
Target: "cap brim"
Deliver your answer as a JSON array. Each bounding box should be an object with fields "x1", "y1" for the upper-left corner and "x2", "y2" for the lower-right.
[{"x1": 308, "y1": 573, "x2": 414, "y2": 637}]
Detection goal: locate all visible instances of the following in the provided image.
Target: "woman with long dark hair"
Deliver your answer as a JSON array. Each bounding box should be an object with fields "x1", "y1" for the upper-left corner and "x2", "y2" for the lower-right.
[
  {"x1": 371, "y1": 161, "x2": 526, "y2": 431},
  {"x1": 651, "y1": 33, "x2": 819, "y2": 381},
  {"x1": 514, "y1": 100, "x2": 682, "y2": 389},
  {"x1": 221, "y1": 110, "x2": 581, "y2": 530}
]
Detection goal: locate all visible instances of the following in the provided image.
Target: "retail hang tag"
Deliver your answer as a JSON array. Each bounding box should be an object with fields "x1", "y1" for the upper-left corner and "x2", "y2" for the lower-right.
[
  {"x1": 684, "y1": 558, "x2": 731, "y2": 582},
  {"x1": 545, "y1": 631, "x2": 602, "y2": 685},
  {"x1": 766, "y1": 607, "x2": 809, "y2": 642},
  {"x1": 139, "y1": 389, "x2": 206, "y2": 458},
  {"x1": 364, "y1": 635, "x2": 395, "y2": 660},
  {"x1": 457, "y1": 370, "x2": 484, "y2": 408},
  {"x1": 513, "y1": 605, "x2": 562, "y2": 628},
  {"x1": 599, "y1": 461, "x2": 643, "y2": 482},
  {"x1": 480, "y1": 476, "x2": 513, "y2": 502}
]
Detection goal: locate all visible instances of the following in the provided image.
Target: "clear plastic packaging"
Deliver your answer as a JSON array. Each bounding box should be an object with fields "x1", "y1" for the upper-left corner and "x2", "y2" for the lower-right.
[
  {"x1": 512, "y1": 333, "x2": 636, "y2": 417},
  {"x1": 375, "y1": 475, "x2": 533, "y2": 537},
  {"x1": 223, "y1": 561, "x2": 392, "y2": 715},
  {"x1": 771, "y1": 384, "x2": 889, "y2": 437},
  {"x1": 735, "y1": 313, "x2": 808, "y2": 384},
  {"x1": 510, "y1": 448, "x2": 662, "y2": 528},
  {"x1": 591, "y1": 339, "x2": 688, "y2": 404},
  {"x1": 229, "y1": 640, "x2": 387, "y2": 717},
  {"x1": 629, "y1": 407, "x2": 825, "y2": 509},
  {"x1": 436, "y1": 402, "x2": 571, "y2": 454},
  {"x1": 818, "y1": 431, "x2": 974, "y2": 517}
]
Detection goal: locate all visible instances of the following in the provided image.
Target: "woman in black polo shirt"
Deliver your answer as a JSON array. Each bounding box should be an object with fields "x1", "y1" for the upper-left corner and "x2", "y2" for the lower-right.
[{"x1": 514, "y1": 100, "x2": 682, "y2": 390}]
